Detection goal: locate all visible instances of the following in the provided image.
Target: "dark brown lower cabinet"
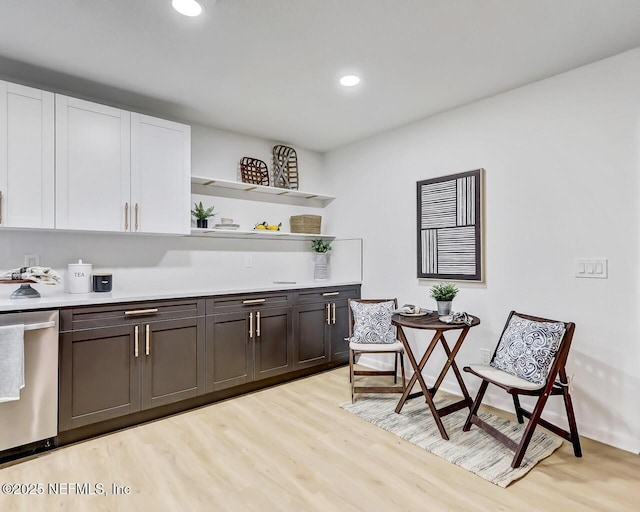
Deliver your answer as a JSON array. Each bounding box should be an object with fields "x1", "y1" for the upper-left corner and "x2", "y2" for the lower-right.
[
  {"x1": 205, "y1": 306, "x2": 293, "y2": 392},
  {"x1": 293, "y1": 297, "x2": 353, "y2": 369},
  {"x1": 59, "y1": 304, "x2": 205, "y2": 431}
]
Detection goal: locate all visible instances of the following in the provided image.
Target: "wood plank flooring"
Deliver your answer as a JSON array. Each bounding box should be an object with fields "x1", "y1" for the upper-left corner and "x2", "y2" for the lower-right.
[{"x1": 0, "y1": 366, "x2": 638, "y2": 511}]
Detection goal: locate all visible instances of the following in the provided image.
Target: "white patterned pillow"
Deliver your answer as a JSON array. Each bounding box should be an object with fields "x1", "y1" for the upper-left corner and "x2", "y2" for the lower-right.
[
  {"x1": 490, "y1": 315, "x2": 566, "y2": 385},
  {"x1": 350, "y1": 301, "x2": 397, "y2": 344}
]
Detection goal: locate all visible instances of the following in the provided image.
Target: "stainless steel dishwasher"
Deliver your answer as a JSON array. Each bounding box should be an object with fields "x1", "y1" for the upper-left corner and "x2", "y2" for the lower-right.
[{"x1": 0, "y1": 309, "x2": 59, "y2": 454}]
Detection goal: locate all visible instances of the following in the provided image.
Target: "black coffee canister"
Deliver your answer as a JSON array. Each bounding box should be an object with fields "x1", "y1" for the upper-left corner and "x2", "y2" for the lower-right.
[{"x1": 92, "y1": 273, "x2": 113, "y2": 292}]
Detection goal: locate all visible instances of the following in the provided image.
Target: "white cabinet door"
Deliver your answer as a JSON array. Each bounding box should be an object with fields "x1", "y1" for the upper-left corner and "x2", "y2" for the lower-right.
[
  {"x1": 0, "y1": 81, "x2": 55, "y2": 228},
  {"x1": 131, "y1": 113, "x2": 190, "y2": 235},
  {"x1": 55, "y1": 95, "x2": 131, "y2": 232}
]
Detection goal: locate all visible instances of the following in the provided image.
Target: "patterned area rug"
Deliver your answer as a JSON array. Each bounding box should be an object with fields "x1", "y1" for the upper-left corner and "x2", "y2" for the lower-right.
[{"x1": 341, "y1": 395, "x2": 562, "y2": 487}]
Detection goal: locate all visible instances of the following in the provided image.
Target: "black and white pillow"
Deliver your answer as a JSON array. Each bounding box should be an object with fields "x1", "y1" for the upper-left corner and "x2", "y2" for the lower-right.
[
  {"x1": 350, "y1": 301, "x2": 397, "y2": 344},
  {"x1": 490, "y1": 315, "x2": 566, "y2": 385}
]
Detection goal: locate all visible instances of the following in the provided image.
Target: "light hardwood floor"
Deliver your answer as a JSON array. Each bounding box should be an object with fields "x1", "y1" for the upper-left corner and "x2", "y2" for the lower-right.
[{"x1": 0, "y1": 366, "x2": 638, "y2": 511}]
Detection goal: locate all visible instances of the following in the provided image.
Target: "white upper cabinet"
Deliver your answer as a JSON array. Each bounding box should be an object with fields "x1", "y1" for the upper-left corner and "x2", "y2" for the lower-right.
[
  {"x1": 0, "y1": 81, "x2": 55, "y2": 228},
  {"x1": 55, "y1": 95, "x2": 131, "y2": 232},
  {"x1": 131, "y1": 114, "x2": 190, "y2": 235}
]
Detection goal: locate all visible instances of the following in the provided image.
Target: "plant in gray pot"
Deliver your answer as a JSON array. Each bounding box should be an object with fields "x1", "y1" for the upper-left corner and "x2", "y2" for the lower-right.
[
  {"x1": 311, "y1": 239, "x2": 332, "y2": 281},
  {"x1": 191, "y1": 201, "x2": 216, "y2": 228},
  {"x1": 430, "y1": 283, "x2": 459, "y2": 316}
]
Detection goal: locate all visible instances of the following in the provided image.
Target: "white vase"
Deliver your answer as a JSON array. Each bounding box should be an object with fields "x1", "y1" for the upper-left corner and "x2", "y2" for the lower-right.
[{"x1": 314, "y1": 252, "x2": 330, "y2": 281}]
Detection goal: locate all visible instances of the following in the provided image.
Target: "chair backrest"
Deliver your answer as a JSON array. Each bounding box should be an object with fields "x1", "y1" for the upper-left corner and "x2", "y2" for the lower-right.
[
  {"x1": 348, "y1": 298, "x2": 398, "y2": 338},
  {"x1": 491, "y1": 310, "x2": 576, "y2": 387}
]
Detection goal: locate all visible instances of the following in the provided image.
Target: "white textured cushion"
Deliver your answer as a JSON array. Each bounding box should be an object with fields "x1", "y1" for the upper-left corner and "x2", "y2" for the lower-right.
[
  {"x1": 467, "y1": 364, "x2": 544, "y2": 391},
  {"x1": 349, "y1": 340, "x2": 404, "y2": 352},
  {"x1": 490, "y1": 315, "x2": 565, "y2": 386},
  {"x1": 349, "y1": 300, "x2": 397, "y2": 344}
]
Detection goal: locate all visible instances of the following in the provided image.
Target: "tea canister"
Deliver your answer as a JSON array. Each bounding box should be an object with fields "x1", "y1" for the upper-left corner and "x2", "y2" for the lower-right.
[{"x1": 67, "y1": 259, "x2": 92, "y2": 293}]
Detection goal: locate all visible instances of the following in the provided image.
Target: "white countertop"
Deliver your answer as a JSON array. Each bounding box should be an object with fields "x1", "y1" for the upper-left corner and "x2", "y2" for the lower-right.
[{"x1": 0, "y1": 281, "x2": 362, "y2": 312}]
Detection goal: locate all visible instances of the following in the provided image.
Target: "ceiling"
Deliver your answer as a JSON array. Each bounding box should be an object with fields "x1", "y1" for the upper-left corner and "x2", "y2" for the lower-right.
[{"x1": 1, "y1": 0, "x2": 640, "y2": 152}]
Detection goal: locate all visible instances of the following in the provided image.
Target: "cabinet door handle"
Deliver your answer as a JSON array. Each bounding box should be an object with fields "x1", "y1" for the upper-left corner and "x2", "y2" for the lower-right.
[
  {"x1": 134, "y1": 325, "x2": 139, "y2": 358},
  {"x1": 256, "y1": 311, "x2": 261, "y2": 337},
  {"x1": 125, "y1": 308, "x2": 159, "y2": 317},
  {"x1": 135, "y1": 203, "x2": 139, "y2": 231},
  {"x1": 249, "y1": 312, "x2": 253, "y2": 338},
  {"x1": 323, "y1": 292, "x2": 339, "y2": 296},
  {"x1": 243, "y1": 298, "x2": 266, "y2": 305},
  {"x1": 0, "y1": 190, "x2": 3, "y2": 224},
  {"x1": 124, "y1": 202, "x2": 129, "y2": 231},
  {"x1": 332, "y1": 303, "x2": 336, "y2": 325},
  {"x1": 326, "y1": 303, "x2": 331, "y2": 325},
  {"x1": 145, "y1": 324, "x2": 150, "y2": 356}
]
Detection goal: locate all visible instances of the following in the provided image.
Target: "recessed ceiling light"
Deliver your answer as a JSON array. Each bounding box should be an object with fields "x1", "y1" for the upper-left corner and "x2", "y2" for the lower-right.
[
  {"x1": 172, "y1": 0, "x2": 202, "y2": 17},
  {"x1": 339, "y1": 75, "x2": 361, "y2": 87}
]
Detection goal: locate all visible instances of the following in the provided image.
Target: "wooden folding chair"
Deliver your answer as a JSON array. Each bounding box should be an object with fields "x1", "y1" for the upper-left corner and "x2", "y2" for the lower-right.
[
  {"x1": 348, "y1": 298, "x2": 406, "y2": 403},
  {"x1": 462, "y1": 311, "x2": 582, "y2": 468}
]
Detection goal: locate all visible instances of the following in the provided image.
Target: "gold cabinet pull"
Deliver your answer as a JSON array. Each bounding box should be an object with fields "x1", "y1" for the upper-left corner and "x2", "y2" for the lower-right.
[
  {"x1": 326, "y1": 303, "x2": 330, "y2": 325},
  {"x1": 125, "y1": 308, "x2": 158, "y2": 317},
  {"x1": 256, "y1": 311, "x2": 261, "y2": 337},
  {"x1": 249, "y1": 312, "x2": 253, "y2": 338},
  {"x1": 124, "y1": 202, "x2": 129, "y2": 231},
  {"x1": 145, "y1": 324, "x2": 150, "y2": 356},
  {"x1": 134, "y1": 325, "x2": 139, "y2": 358},
  {"x1": 332, "y1": 303, "x2": 336, "y2": 325},
  {"x1": 135, "y1": 203, "x2": 139, "y2": 231},
  {"x1": 243, "y1": 298, "x2": 266, "y2": 305},
  {"x1": 322, "y1": 292, "x2": 339, "y2": 296}
]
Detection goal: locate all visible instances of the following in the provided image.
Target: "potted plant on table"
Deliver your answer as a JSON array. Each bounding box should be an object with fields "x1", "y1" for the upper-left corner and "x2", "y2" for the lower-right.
[
  {"x1": 191, "y1": 201, "x2": 216, "y2": 228},
  {"x1": 311, "y1": 239, "x2": 332, "y2": 281},
  {"x1": 430, "y1": 283, "x2": 459, "y2": 316}
]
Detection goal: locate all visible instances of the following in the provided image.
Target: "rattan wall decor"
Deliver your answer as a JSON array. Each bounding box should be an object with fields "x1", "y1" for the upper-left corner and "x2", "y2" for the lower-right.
[
  {"x1": 240, "y1": 157, "x2": 270, "y2": 185},
  {"x1": 272, "y1": 145, "x2": 299, "y2": 190}
]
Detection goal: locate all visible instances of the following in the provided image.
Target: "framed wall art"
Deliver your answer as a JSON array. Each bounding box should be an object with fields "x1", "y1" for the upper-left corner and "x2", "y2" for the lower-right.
[{"x1": 416, "y1": 168, "x2": 484, "y2": 281}]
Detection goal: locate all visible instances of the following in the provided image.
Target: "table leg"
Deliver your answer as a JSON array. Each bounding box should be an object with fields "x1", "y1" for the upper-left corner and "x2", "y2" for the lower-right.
[{"x1": 395, "y1": 326, "x2": 450, "y2": 440}]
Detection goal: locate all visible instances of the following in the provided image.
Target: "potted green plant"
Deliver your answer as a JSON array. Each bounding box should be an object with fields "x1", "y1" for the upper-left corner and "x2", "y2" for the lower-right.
[
  {"x1": 430, "y1": 282, "x2": 459, "y2": 316},
  {"x1": 191, "y1": 201, "x2": 216, "y2": 228},
  {"x1": 311, "y1": 239, "x2": 332, "y2": 281}
]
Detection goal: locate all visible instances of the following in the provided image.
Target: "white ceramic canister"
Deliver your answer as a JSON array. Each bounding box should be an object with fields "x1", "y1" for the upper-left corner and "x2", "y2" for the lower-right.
[{"x1": 67, "y1": 259, "x2": 93, "y2": 293}]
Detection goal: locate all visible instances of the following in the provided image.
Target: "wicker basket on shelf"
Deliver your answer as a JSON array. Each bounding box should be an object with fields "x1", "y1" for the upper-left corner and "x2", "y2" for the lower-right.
[
  {"x1": 290, "y1": 215, "x2": 321, "y2": 234},
  {"x1": 240, "y1": 157, "x2": 269, "y2": 185}
]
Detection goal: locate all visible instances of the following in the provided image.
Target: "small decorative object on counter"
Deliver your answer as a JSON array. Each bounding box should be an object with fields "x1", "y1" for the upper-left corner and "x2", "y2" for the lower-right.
[
  {"x1": 191, "y1": 201, "x2": 217, "y2": 228},
  {"x1": 290, "y1": 215, "x2": 321, "y2": 234},
  {"x1": 92, "y1": 273, "x2": 113, "y2": 293},
  {"x1": 311, "y1": 239, "x2": 332, "y2": 281},
  {"x1": 240, "y1": 157, "x2": 270, "y2": 185},
  {"x1": 272, "y1": 145, "x2": 299, "y2": 190},
  {"x1": 429, "y1": 282, "x2": 459, "y2": 316},
  {"x1": 0, "y1": 266, "x2": 61, "y2": 299},
  {"x1": 68, "y1": 259, "x2": 93, "y2": 294}
]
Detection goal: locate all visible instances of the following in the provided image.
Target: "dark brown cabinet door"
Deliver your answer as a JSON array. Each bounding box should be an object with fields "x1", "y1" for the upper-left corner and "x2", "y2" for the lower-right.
[
  {"x1": 59, "y1": 325, "x2": 141, "y2": 431},
  {"x1": 330, "y1": 299, "x2": 350, "y2": 363},
  {"x1": 254, "y1": 306, "x2": 293, "y2": 381},
  {"x1": 206, "y1": 312, "x2": 253, "y2": 392},
  {"x1": 293, "y1": 302, "x2": 331, "y2": 370},
  {"x1": 141, "y1": 316, "x2": 205, "y2": 410}
]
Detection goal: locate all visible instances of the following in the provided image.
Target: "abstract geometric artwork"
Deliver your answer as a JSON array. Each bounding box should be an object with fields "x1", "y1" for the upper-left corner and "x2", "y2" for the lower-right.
[{"x1": 417, "y1": 169, "x2": 484, "y2": 281}]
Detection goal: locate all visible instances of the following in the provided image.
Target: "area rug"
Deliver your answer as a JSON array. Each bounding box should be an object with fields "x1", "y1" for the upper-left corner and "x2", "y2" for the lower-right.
[{"x1": 341, "y1": 395, "x2": 562, "y2": 487}]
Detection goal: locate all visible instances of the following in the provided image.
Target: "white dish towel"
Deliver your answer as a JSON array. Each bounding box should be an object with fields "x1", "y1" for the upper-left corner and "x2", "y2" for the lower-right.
[{"x1": 0, "y1": 324, "x2": 25, "y2": 402}]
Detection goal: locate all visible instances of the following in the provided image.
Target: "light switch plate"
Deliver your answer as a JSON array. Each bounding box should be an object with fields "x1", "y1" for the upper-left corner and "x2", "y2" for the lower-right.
[{"x1": 575, "y1": 258, "x2": 607, "y2": 278}]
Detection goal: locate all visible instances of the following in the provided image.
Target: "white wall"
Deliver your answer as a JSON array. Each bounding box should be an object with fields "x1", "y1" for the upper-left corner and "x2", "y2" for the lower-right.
[{"x1": 325, "y1": 48, "x2": 640, "y2": 453}]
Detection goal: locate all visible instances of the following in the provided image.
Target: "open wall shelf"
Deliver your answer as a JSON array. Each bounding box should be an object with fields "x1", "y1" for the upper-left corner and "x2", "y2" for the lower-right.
[
  {"x1": 191, "y1": 176, "x2": 335, "y2": 207},
  {"x1": 188, "y1": 228, "x2": 335, "y2": 241}
]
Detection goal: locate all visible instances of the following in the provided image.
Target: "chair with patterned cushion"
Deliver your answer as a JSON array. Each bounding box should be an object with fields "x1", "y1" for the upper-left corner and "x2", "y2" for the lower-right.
[
  {"x1": 462, "y1": 311, "x2": 581, "y2": 468},
  {"x1": 348, "y1": 298, "x2": 406, "y2": 403}
]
